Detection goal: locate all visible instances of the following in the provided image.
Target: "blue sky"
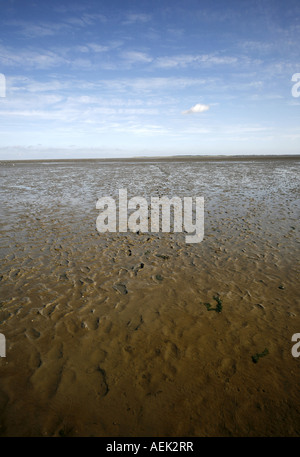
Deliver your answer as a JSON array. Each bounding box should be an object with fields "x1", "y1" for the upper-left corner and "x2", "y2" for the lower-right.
[{"x1": 0, "y1": 0, "x2": 299, "y2": 159}]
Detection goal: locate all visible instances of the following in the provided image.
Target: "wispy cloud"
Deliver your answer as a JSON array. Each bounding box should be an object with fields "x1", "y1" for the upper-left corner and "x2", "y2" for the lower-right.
[
  {"x1": 77, "y1": 43, "x2": 109, "y2": 53},
  {"x1": 65, "y1": 13, "x2": 106, "y2": 27},
  {"x1": 182, "y1": 103, "x2": 210, "y2": 114},
  {"x1": 6, "y1": 75, "x2": 210, "y2": 95},
  {"x1": 0, "y1": 45, "x2": 68, "y2": 69},
  {"x1": 3, "y1": 13, "x2": 107, "y2": 38},
  {"x1": 121, "y1": 51, "x2": 153, "y2": 65},
  {"x1": 155, "y1": 54, "x2": 238, "y2": 68},
  {"x1": 123, "y1": 13, "x2": 151, "y2": 25},
  {"x1": 3, "y1": 19, "x2": 71, "y2": 37}
]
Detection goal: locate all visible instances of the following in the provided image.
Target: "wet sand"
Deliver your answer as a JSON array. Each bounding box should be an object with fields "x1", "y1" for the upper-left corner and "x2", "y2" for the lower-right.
[{"x1": 0, "y1": 157, "x2": 299, "y2": 437}]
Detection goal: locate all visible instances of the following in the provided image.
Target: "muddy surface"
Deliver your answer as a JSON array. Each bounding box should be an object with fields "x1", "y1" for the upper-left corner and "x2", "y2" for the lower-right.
[{"x1": 0, "y1": 157, "x2": 299, "y2": 436}]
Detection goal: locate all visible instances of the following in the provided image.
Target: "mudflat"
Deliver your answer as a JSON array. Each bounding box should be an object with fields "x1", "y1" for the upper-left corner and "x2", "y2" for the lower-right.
[{"x1": 0, "y1": 157, "x2": 299, "y2": 437}]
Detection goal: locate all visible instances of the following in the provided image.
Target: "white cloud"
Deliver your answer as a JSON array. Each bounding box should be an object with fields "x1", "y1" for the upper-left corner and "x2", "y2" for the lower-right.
[
  {"x1": 5, "y1": 76, "x2": 209, "y2": 97},
  {"x1": 4, "y1": 14, "x2": 107, "y2": 39},
  {"x1": 95, "y1": 77, "x2": 209, "y2": 93},
  {"x1": 0, "y1": 45, "x2": 69, "y2": 69},
  {"x1": 88, "y1": 43, "x2": 109, "y2": 53},
  {"x1": 182, "y1": 103, "x2": 210, "y2": 114},
  {"x1": 4, "y1": 20, "x2": 71, "y2": 37},
  {"x1": 123, "y1": 14, "x2": 151, "y2": 25},
  {"x1": 155, "y1": 54, "x2": 238, "y2": 68},
  {"x1": 121, "y1": 51, "x2": 153, "y2": 64},
  {"x1": 76, "y1": 43, "x2": 109, "y2": 53},
  {"x1": 65, "y1": 13, "x2": 106, "y2": 27}
]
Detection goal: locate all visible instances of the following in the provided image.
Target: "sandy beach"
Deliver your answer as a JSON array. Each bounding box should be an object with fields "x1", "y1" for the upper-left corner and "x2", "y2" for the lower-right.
[{"x1": 0, "y1": 156, "x2": 299, "y2": 437}]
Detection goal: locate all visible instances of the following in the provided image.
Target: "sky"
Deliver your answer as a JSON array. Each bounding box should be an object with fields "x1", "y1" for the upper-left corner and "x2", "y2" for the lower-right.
[{"x1": 0, "y1": 0, "x2": 299, "y2": 159}]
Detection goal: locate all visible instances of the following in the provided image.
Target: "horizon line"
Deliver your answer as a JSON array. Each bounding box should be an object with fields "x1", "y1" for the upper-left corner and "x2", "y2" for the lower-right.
[{"x1": 1, "y1": 153, "x2": 300, "y2": 163}]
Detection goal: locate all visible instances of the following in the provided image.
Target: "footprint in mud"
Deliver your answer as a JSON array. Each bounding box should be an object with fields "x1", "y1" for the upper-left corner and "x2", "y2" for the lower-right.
[
  {"x1": 25, "y1": 327, "x2": 41, "y2": 340},
  {"x1": 82, "y1": 277, "x2": 94, "y2": 284},
  {"x1": 132, "y1": 263, "x2": 144, "y2": 276},
  {"x1": 58, "y1": 365, "x2": 109, "y2": 398},
  {"x1": 113, "y1": 283, "x2": 128, "y2": 295},
  {"x1": 40, "y1": 303, "x2": 57, "y2": 318},
  {"x1": 122, "y1": 345, "x2": 134, "y2": 362},
  {"x1": 155, "y1": 254, "x2": 169, "y2": 260},
  {"x1": 30, "y1": 360, "x2": 64, "y2": 399},
  {"x1": 103, "y1": 320, "x2": 113, "y2": 334},
  {"x1": 219, "y1": 357, "x2": 237, "y2": 378},
  {"x1": 10, "y1": 268, "x2": 21, "y2": 278},
  {"x1": 79, "y1": 277, "x2": 94, "y2": 286},
  {"x1": 134, "y1": 315, "x2": 144, "y2": 331},
  {"x1": 164, "y1": 340, "x2": 181, "y2": 361},
  {"x1": 93, "y1": 317, "x2": 101, "y2": 330},
  {"x1": 59, "y1": 273, "x2": 69, "y2": 281},
  {"x1": 138, "y1": 371, "x2": 152, "y2": 389},
  {"x1": 160, "y1": 340, "x2": 180, "y2": 381},
  {"x1": 94, "y1": 366, "x2": 109, "y2": 397},
  {"x1": 29, "y1": 347, "x2": 42, "y2": 369},
  {"x1": 65, "y1": 318, "x2": 81, "y2": 336}
]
